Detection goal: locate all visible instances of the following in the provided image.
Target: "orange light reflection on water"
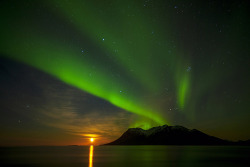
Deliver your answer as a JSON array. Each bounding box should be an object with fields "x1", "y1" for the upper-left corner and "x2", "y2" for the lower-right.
[{"x1": 89, "y1": 145, "x2": 94, "y2": 167}]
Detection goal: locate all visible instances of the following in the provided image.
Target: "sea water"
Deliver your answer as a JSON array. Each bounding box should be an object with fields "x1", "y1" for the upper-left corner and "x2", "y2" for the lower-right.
[{"x1": 0, "y1": 146, "x2": 250, "y2": 167}]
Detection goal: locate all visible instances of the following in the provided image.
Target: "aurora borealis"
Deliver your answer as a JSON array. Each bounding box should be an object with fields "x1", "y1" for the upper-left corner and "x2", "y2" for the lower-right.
[{"x1": 0, "y1": 0, "x2": 249, "y2": 145}]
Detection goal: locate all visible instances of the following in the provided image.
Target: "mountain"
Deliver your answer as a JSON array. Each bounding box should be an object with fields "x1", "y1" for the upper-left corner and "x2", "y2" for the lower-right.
[
  {"x1": 237, "y1": 139, "x2": 250, "y2": 146},
  {"x1": 105, "y1": 125, "x2": 233, "y2": 145}
]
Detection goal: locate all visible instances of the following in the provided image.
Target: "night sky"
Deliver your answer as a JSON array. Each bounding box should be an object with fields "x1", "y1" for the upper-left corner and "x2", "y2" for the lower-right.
[{"x1": 0, "y1": 0, "x2": 249, "y2": 146}]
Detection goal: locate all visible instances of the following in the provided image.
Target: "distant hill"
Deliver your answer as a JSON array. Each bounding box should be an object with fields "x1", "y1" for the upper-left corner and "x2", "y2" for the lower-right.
[
  {"x1": 237, "y1": 139, "x2": 250, "y2": 145},
  {"x1": 105, "y1": 125, "x2": 245, "y2": 145}
]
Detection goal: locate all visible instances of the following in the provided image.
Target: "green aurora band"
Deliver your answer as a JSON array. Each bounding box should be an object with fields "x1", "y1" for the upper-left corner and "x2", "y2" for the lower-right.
[{"x1": 0, "y1": 0, "x2": 192, "y2": 129}]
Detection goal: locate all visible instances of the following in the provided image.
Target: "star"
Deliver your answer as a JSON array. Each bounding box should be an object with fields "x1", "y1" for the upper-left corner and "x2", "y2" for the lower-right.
[{"x1": 186, "y1": 66, "x2": 191, "y2": 72}]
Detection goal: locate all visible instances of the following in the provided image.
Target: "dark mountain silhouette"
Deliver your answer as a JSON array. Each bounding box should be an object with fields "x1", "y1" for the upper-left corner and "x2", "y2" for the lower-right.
[
  {"x1": 237, "y1": 139, "x2": 250, "y2": 146},
  {"x1": 105, "y1": 125, "x2": 243, "y2": 145}
]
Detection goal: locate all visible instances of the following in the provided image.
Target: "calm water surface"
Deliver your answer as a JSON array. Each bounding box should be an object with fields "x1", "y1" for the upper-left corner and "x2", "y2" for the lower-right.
[{"x1": 0, "y1": 146, "x2": 250, "y2": 167}]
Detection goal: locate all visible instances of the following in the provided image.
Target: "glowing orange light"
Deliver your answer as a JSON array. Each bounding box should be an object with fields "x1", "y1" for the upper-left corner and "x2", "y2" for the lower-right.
[
  {"x1": 89, "y1": 145, "x2": 94, "y2": 167},
  {"x1": 90, "y1": 138, "x2": 94, "y2": 143}
]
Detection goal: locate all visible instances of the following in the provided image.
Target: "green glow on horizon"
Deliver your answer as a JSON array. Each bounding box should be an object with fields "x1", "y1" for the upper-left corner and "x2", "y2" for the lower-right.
[{"x1": 129, "y1": 116, "x2": 162, "y2": 130}]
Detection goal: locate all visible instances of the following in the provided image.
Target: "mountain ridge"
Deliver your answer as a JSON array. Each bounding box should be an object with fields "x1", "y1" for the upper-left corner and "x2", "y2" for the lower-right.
[{"x1": 105, "y1": 125, "x2": 248, "y2": 145}]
